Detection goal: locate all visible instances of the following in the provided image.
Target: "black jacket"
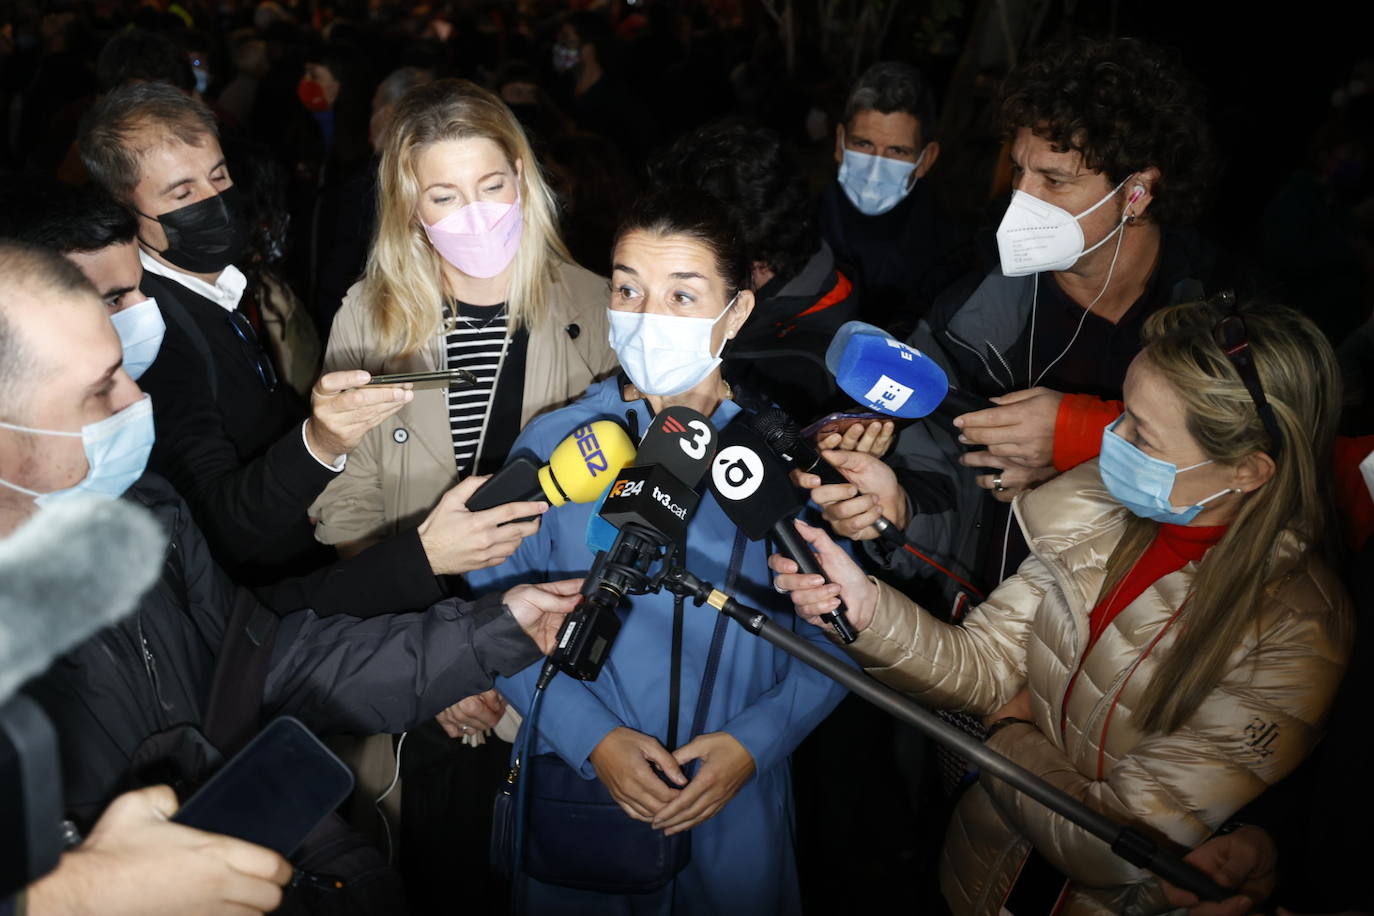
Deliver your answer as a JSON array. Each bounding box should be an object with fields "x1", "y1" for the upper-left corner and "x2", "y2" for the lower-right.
[
  {"x1": 138, "y1": 269, "x2": 329, "y2": 580},
  {"x1": 22, "y1": 474, "x2": 543, "y2": 826},
  {"x1": 819, "y1": 179, "x2": 971, "y2": 336},
  {"x1": 724, "y1": 242, "x2": 858, "y2": 424}
]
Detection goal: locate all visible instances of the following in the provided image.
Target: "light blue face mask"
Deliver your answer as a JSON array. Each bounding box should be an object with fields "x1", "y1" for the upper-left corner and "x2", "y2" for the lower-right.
[
  {"x1": 0, "y1": 395, "x2": 154, "y2": 507},
  {"x1": 837, "y1": 146, "x2": 926, "y2": 216},
  {"x1": 1099, "y1": 416, "x2": 1235, "y2": 524},
  {"x1": 110, "y1": 298, "x2": 166, "y2": 381}
]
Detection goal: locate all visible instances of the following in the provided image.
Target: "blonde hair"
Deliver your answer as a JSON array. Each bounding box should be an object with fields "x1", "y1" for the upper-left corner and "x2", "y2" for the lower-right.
[
  {"x1": 363, "y1": 79, "x2": 571, "y2": 358},
  {"x1": 1101, "y1": 300, "x2": 1350, "y2": 734}
]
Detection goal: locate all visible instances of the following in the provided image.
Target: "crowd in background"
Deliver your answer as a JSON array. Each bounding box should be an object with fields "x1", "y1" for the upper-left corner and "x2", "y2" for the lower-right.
[{"x1": 0, "y1": 0, "x2": 1372, "y2": 914}]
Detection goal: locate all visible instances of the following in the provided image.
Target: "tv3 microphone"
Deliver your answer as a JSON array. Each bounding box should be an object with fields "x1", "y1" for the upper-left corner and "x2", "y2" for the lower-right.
[
  {"x1": 707, "y1": 416, "x2": 859, "y2": 644},
  {"x1": 465, "y1": 420, "x2": 635, "y2": 512},
  {"x1": 825, "y1": 320, "x2": 995, "y2": 420},
  {"x1": 546, "y1": 406, "x2": 717, "y2": 682}
]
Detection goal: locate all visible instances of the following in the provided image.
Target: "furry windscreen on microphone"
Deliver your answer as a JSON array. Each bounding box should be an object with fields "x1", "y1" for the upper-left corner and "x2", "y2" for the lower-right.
[{"x1": 0, "y1": 498, "x2": 166, "y2": 702}]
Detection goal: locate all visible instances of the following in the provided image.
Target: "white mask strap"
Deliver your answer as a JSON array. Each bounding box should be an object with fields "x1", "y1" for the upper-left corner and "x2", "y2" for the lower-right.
[
  {"x1": 0, "y1": 476, "x2": 42, "y2": 498},
  {"x1": 1075, "y1": 173, "x2": 1133, "y2": 222},
  {"x1": 0, "y1": 419, "x2": 80, "y2": 438}
]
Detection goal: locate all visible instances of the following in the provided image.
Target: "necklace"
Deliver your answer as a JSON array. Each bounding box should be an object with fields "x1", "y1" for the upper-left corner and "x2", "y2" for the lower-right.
[{"x1": 440, "y1": 300, "x2": 506, "y2": 334}]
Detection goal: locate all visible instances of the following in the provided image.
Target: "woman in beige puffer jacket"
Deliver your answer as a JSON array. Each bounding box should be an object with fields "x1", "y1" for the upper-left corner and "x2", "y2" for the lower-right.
[{"x1": 773, "y1": 301, "x2": 1353, "y2": 915}]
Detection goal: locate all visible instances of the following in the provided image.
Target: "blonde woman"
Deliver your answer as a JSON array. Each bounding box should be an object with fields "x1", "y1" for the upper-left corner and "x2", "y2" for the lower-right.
[
  {"x1": 307, "y1": 80, "x2": 615, "y2": 899},
  {"x1": 311, "y1": 78, "x2": 616, "y2": 555},
  {"x1": 772, "y1": 301, "x2": 1354, "y2": 915}
]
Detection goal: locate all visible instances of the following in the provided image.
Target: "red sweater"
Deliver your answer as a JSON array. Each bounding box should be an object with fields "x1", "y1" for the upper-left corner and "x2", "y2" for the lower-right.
[{"x1": 1061, "y1": 522, "x2": 1228, "y2": 734}]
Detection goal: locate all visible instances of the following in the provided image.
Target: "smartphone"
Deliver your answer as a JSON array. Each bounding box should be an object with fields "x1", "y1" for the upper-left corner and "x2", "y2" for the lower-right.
[
  {"x1": 800, "y1": 411, "x2": 893, "y2": 441},
  {"x1": 364, "y1": 368, "x2": 478, "y2": 390},
  {"x1": 172, "y1": 717, "x2": 354, "y2": 857}
]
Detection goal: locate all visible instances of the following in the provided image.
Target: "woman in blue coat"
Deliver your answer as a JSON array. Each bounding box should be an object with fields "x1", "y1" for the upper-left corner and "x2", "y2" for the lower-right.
[{"x1": 468, "y1": 188, "x2": 851, "y2": 914}]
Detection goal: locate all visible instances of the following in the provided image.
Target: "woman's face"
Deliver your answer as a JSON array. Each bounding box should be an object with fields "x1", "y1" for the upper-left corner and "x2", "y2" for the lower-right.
[
  {"x1": 413, "y1": 137, "x2": 520, "y2": 228},
  {"x1": 1116, "y1": 357, "x2": 1240, "y2": 511},
  {"x1": 609, "y1": 230, "x2": 754, "y2": 357}
]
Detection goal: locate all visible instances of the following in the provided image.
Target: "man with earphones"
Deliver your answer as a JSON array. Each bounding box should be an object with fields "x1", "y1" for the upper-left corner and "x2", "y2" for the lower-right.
[{"x1": 804, "y1": 36, "x2": 1225, "y2": 594}]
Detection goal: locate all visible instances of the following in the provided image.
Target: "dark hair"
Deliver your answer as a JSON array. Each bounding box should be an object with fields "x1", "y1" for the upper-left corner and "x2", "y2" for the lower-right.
[
  {"x1": 79, "y1": 81, "x2": 219, "y2": 201},
  {"x1": 0, "y1": 243, "x2": 98, "y2": 413},
  {"x1": 999, "y1": 36, "x2": 1214, "y2": 226},
  {"x1": 648, "y1": 118, "x2": 818, "y2": 284},
  {"x1": 95, "y1": 28, "x2": 194, "y2": 93},
  {"x1": 843, "y1": 61, "x2": 938, "y2": 143},
  {"x1": 0, "y1": 179, "x2": 137, "y2": 253},
  {"x1": 613, "y1": 186, "x2": 750, "y2": 296}
]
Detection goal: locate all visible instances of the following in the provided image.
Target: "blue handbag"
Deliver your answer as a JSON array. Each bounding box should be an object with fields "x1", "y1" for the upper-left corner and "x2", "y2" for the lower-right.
[{"x1": 490, "y1": 533, "x2": 744, "y2": 894}]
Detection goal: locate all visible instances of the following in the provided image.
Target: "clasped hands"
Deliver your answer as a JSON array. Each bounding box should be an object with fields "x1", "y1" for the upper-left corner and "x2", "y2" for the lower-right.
[{"x1": 588, "y1": 726, "x2": 755, "y2": 836}]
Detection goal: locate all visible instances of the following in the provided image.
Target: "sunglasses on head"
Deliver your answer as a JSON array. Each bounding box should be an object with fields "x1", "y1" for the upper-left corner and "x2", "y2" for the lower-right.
[{"x1": 1208, "y1": 291, "x2": 1282, "y2": 458}]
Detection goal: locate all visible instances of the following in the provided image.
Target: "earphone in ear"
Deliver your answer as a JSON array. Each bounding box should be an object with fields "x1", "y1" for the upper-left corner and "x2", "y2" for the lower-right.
[{"x1": 1127, "y1": 184, "x2": 1145, "y2": 204}]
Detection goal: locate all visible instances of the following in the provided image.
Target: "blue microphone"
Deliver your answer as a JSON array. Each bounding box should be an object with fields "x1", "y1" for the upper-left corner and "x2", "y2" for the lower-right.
[{"x1": 824, "y1": 321, "x2": 993, "y2": 419}]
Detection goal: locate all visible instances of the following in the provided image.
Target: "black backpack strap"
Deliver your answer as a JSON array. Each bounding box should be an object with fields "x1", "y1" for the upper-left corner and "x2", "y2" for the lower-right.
[{"x1": 157, "y1": 291, "x2": 220, "y2": 401}]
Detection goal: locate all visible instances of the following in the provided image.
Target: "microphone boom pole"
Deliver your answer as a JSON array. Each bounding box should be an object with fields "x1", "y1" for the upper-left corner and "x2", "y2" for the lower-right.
[{"x1": 658, "y1": 565, "x2": 1233, "y2": 906}]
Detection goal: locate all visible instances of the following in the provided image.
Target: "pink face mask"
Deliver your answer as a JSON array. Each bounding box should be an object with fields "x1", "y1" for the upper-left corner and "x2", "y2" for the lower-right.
[{"x1": 422, "y1": 194, "x2": 524, "y2": 279}]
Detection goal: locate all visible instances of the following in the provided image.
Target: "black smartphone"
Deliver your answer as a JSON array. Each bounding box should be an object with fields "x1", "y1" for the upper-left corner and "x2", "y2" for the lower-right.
[
  {"x1": 172, "y1": 717, "x2": 354, "y2": 856},
  {"x1": 364, "y1": 368, "x2": 478, "y2": 390}
]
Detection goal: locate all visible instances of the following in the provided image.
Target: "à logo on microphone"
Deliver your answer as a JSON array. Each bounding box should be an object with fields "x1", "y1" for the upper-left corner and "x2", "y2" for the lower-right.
[{"x1": 711, "y1": 446, "x2": 764, "y2": 500}]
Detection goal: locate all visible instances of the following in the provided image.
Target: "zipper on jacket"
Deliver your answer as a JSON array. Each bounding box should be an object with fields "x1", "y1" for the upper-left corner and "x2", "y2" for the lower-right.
[{"x1": 942, "y1": 328, "x2": 1011, "y2": 390}]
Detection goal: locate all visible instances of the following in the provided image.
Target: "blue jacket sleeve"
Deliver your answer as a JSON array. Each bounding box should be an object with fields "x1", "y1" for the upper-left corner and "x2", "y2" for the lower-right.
[{"x1": 717, "y1": 604, "x2": 852, "y2": 774}]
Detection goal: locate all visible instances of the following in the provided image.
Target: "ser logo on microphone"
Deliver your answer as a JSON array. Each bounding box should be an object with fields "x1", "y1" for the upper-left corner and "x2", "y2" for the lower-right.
[
  {"x1": 711, "y1": 446, "x2": 764, "y2": 501},
  {"x1": 573, "y1": 424, "x2": 610, "y2": 475}
]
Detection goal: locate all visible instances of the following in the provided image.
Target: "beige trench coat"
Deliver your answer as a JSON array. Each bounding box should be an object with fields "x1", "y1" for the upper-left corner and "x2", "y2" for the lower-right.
[
  {"x1": 310, "y1": 261, "x2": 617, "y2": 544},
  {"x1": 847, "y1": 460, "x2": 1351, "y2": 915}
]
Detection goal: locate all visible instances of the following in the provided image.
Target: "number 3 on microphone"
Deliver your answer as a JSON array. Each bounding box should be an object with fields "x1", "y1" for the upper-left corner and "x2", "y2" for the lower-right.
[{"x1": 678, "y1": 420, "x2": 713, "y2": 460}]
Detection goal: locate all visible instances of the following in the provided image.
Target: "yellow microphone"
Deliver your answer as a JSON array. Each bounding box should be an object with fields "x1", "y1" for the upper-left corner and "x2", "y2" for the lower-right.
[{"x1": 467, "y1": 420, "x2": 636, "y2": 511}]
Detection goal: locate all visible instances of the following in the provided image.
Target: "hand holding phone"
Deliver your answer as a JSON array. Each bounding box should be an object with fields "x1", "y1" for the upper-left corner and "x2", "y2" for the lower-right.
[{"x1": 172, "y1": 717, "x2": 353, "y2": 857}]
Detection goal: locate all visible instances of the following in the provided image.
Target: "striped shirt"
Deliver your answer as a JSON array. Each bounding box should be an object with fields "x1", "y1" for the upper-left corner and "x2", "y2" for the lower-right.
[{"x1": 445, "y1": 302, "x2": 508, "y2": 475}]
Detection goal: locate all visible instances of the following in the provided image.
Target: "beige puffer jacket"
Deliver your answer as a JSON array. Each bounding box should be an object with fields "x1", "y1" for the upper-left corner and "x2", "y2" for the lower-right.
[
  {"x1": 309, "y1": 261, "x2": 617, "y2": 544},
  {"x1": 847, "y1": 460, "x2": 1351, "y2": 915}
]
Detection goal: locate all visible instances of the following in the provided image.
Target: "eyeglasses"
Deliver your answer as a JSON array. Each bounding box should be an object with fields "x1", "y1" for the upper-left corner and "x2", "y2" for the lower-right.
[
  {"x1": 1211, "y1": 295, "x2": 1282, "y2": 457},
  {"x1": 226, "y1": 310, "x2": 279, "y2": 392}
]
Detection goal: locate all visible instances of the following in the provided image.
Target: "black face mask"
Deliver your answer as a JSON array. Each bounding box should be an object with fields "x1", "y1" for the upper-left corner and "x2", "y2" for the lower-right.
[{"x1": 144, "y1": 185, "x2": 248, "y2": 274}]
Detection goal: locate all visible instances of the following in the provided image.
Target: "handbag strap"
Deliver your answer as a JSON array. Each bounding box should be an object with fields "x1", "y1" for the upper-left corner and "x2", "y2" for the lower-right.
[{"x1": 669, "y1": 530, "x2": 746, "y2": 749}]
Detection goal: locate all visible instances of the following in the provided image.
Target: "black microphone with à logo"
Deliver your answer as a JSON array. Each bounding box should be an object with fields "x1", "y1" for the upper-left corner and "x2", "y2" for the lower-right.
[
  {"x1": 708, "y1": 415, "x2": 859, "y2": 643},
  {"x1": 541, "y1": 405, "x2": 718, "y2": 684}
]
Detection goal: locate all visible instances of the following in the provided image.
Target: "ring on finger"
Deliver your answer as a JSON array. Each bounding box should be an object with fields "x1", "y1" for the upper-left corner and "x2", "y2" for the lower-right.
[
  {"x1": 773, "y1": 580, "x2": 789, "y2": 594},
  {"x1": 993, "y1": 476, "x2": 1006, "y2": 493}
]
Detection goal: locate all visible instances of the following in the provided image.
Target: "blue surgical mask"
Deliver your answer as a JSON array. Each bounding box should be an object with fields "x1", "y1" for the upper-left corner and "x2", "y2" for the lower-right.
[
  {"x1": 608, "y1": 296, "x2": 738, "y2": 397},
  {"x1": 110, "y1": 298, "x2": 166, "y2": 381},
  {"x1": 1099, "y1": 416, "x2": 1234, "y2": 524},
  {"x1": 837, "y1": 145, "x2": 926, "y2": 216},
  {"x1": 0, "y1": 395, "x2": 154, "y2": 507}
]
